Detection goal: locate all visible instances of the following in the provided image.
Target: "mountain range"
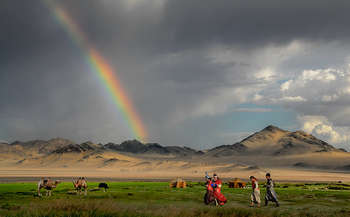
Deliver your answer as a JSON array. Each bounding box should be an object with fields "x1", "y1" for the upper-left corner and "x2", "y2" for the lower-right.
[{"x1": 1, "y1": 125, "x2": 349, "y2": 176}]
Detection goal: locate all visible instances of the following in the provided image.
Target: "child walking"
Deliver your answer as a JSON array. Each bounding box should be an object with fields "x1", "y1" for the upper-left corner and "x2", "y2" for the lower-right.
[
  {"x1": 250, "y1": 176, "x2": 261, "y2": 207},
  {"x1": 265, "y1": 173, "x2": 279, "y2": 207}
]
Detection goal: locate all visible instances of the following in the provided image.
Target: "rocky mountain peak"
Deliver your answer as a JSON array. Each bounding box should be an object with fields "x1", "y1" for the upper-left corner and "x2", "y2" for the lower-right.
[{"x1": 262, "y1": 125, "x2": 286, "y2": 132}]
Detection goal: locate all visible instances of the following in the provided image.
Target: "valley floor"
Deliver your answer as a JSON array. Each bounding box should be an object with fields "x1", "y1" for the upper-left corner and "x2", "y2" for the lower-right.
[{"x1": 1, "y1": 182, "x2": 350, "y2": 217}]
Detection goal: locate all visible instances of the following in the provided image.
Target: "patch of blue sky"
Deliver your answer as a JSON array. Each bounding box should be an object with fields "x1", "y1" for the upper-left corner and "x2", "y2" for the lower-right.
[
  {"x1": 178, "y1": 103, "x2": 298, "y2": 148},
  {"x1": 222, "y1": 103, "x2": 298, "y2": 133}
]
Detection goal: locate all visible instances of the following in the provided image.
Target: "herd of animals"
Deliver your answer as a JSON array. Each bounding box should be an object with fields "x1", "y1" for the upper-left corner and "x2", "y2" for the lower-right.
[{"x1": 37, "y1": 177, "x2": 108, "y2": 196}]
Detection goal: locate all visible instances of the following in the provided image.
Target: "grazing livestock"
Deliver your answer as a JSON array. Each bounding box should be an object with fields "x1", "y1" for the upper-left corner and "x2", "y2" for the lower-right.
[
  {"x1": 72, "y1": 177, "x2": 88, "y2": 195},
  {"x1": 37, "y1": 178, "x2": 61, "y2": 196},
  {"x1": 98, "y1": 183, "x2": 109, "y2": 192}
]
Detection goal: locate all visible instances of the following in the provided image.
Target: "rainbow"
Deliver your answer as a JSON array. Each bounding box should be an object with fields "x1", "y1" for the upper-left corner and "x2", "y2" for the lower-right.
[{"x1": 44, "y1": 0, "x2": 147, "y2": 142}]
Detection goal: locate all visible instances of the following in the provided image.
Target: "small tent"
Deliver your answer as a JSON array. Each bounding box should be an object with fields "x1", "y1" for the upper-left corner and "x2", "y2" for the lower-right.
[
  {"x1": 169, "y1": 178, "x2": 187, "y2": 188},
  {"x1": 228, "y1": 178, "x2": 246, "y2": 188}
]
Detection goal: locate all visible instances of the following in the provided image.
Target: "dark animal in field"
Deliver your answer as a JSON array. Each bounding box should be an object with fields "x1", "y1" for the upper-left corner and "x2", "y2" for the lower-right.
[
  {"x1": 98, "y1": 183, "x2": 109, "y2": 192},
  {"x1": 37, "y1": 178, "x2": 61, "y2": 196},
  {"x1": 72, "y1": 177, "x2": 88, "y2": 195}
]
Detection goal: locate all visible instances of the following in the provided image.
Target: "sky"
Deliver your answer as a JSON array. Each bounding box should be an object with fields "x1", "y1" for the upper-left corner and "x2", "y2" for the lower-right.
[{"x1": 1, "y1": 0, "x2": 350, "y2": 149}]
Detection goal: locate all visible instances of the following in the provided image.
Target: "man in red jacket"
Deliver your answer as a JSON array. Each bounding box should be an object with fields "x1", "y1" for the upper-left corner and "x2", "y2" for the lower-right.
[{"x1": 211, "y1": 173, "x2": 227, "y2": 205}]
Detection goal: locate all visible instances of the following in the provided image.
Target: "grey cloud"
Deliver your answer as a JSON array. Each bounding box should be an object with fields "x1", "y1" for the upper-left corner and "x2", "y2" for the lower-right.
[
  {"x1": 5, "y1": 0, "x2": 350, "y2": 60},
  {"x1": 157, "y1": 0, "x2": 350, "y2": 51},
  {"x1": 2, "y1": 0, "x2": 350, "y2": 147}
]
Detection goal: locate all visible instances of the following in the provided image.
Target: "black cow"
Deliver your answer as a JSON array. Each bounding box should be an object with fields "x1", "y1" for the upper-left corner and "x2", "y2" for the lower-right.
[{"x1": 98, "y1": 183, "x2": 109, "y2": 192}]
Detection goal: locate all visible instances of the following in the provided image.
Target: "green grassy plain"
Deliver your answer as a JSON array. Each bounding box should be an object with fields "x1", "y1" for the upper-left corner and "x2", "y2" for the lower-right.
[{"x1": 1, "y1": 181, "x2": 350, "y2": 217}]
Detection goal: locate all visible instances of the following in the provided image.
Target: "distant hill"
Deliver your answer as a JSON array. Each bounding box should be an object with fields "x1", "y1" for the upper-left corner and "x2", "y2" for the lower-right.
[
  {"x1": 105, "y1": 140, "x2": 203, "y2": 156},
  {"x1": 0, "y1": 138, "x2": 203, "y2": 158},
  {"x1": 9, "y1": 138, "x2": 74, "y2": 155},
  {"x1": 0, "y1": 138, "x2": 75, "y2": 159},
  {"x1": 52, "y1": 142, "x2": 103, "y2": 154},
  {"x1": 207, "y1": 125, "x2": 344, "y2": 157}
]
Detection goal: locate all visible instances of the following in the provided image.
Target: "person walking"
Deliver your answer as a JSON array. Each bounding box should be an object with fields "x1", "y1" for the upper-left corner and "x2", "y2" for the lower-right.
[
  {"x1": 265, "y1": 173, "x2": 279, "y2": 207},
  {"x1": 250, "y1": 176, "x2": 261, "y2": 207}
]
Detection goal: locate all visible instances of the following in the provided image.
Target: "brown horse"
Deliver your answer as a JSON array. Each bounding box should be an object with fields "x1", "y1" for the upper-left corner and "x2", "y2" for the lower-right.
[
  {"x1": 72, "y1": 177, "x2": 88, "y2": 195},
  {"x1": 37, "y1": 178, "x2": 61, "y2": 196}
]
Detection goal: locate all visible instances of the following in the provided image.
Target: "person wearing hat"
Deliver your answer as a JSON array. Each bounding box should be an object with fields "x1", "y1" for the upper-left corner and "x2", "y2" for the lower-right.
[
  {"x1": 265, "y1": 173, "x2": 279, "y2": 207},
  {"x1": 250, "y1": 176, "x2": 261, "y2": 207}
]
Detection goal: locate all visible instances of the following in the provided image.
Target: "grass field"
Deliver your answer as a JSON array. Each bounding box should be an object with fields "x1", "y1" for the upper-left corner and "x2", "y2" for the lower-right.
[{"x1": 1, "y1": 181, "x2": 350, "y2": 216}]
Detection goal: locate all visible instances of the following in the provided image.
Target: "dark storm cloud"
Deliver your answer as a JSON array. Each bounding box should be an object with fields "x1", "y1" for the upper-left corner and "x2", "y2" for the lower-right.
[
  {"x1": 3, "y1": 0, "x2": 350, "y2": 54},
  {"x1": 2, "y1": 0, "x2": 350, "y2": 62},
  {"x1": 158, "y1": 0, "x2": 350, "y2": 50},
  {"x1": 59, "y1": 0, "x2": 350, "y2": 54},
  {"x1": 64, "y1": 0, "x2": 350, "y2": 56},
  {"x1": 0, "y1": 1, "x2": 65, "y2": 62},
  {"x1": 2, "y1": 0, "x2": 350, "y2": 146}
]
